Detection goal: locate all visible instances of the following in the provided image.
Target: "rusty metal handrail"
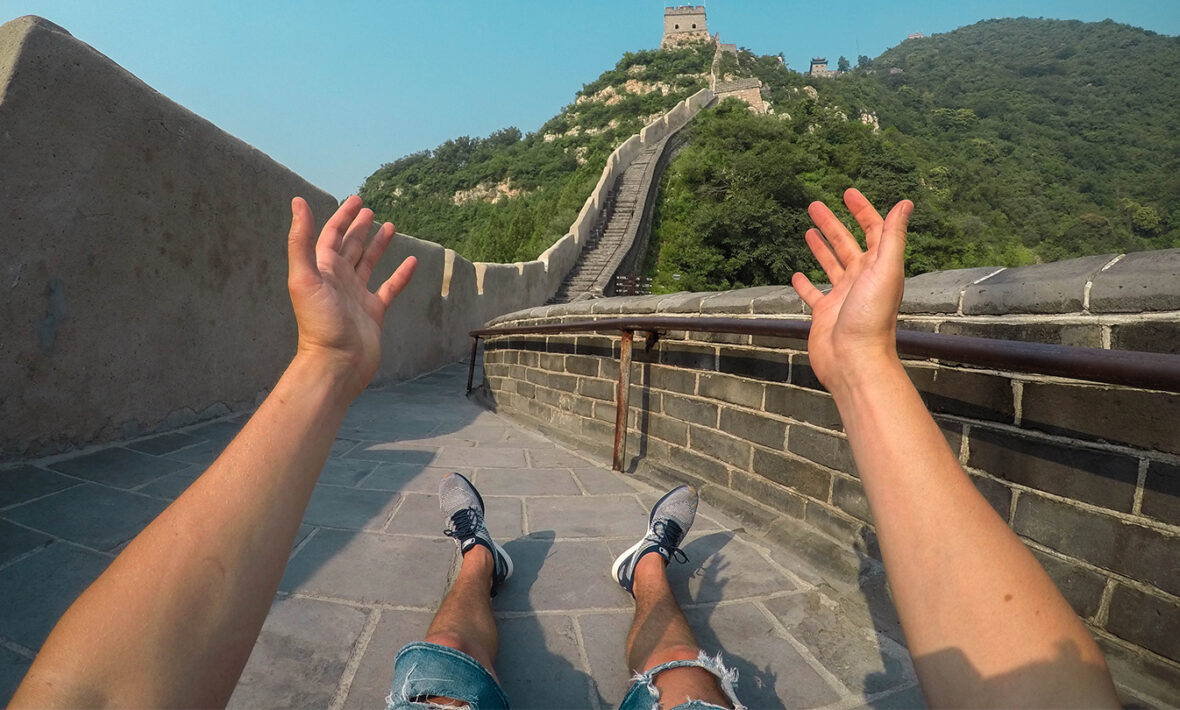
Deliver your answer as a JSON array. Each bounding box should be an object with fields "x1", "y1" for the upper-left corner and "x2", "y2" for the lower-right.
[{"x1": 465, "y1": 315, "x2": 1180, "y2": 471}]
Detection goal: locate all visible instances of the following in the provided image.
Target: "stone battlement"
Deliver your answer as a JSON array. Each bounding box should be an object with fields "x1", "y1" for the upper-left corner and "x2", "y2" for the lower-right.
[{"x1": 665, "y1": 5, "x2": 706, "y2": 16}]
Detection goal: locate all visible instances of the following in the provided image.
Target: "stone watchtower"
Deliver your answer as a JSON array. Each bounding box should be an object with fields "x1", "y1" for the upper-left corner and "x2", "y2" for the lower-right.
[
  {"x1": 662, "y1": 6, "x2": 709, "y2": 48},
  {"x1": 809, "y1": 57, "x2": 829, "y2": 76}
]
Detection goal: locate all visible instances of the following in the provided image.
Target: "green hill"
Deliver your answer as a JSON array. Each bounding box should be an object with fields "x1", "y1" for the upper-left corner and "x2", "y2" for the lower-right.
[
  {"x1": 358, "y1": 43, "x2": 713, "y2": 262},
  {"x1": 646, "y1": 18, "x2": 1180, "y2": 291}
]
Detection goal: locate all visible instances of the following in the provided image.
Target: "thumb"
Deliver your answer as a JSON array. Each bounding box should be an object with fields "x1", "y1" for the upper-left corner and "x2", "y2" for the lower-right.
[
  {"x1": 288, "y1": 197, "x2": 317, "y2": 284},
  {"x1": 878, "y1": 200, "x2": 912, "y2": 268}
]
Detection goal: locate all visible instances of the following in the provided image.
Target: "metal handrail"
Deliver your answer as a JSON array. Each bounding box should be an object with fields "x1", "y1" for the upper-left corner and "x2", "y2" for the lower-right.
[{"x1": 465, "y1": 315, "x2": 1180, "y2": 470}]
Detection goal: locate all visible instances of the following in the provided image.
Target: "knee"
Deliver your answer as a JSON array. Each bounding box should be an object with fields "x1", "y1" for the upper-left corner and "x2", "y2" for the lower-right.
[
  {"x1": 423, "y1": 631, "x2": 471, "y2": 656},
  {"x1": 640, "y1": 644, "x2": 701, "y2": 673}
]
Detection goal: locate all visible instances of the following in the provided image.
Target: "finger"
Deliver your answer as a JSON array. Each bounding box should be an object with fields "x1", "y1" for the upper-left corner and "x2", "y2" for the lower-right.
[
  {"x1": 804, "y1": 228, "x2": 844, "y2": 283},
  {"x1": 807, "y1": 200, "x2": 862, "y2": 265},
  {"x1": 317, "y1": 195, "x2": 363, "y2": 255},
  {"x1": 844, "y1": 188, "x2": 885, "y2": 252},
  {"x1": 358, "y1": 222, "x2": 395, "y2": 284},
  {"x1": 376, "y1": 256, "x2": 418, "y2": 311},
  {"x1": 287, "y1": 197, "x2": 318, "y2": 284},
  {"x1": 791, "y1": 272, "x2": 825, "y2": 309},
  {"x1": 339, "y1": 207, "x2": 375, "y2": 267},
  {"x1": 879, "y1": 200, "x2": 913, "y2": 268}
]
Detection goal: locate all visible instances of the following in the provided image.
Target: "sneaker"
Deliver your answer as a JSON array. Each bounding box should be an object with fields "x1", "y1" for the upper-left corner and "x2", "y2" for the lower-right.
[
  {"x1": 611, "y1": 485, "x2": 698, "y2": 596},
  {"x1": 439, "y1": 472, "x2": 513, "y2": 596}
]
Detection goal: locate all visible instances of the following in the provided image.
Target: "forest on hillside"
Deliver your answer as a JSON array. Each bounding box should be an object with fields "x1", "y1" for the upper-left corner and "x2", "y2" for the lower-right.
[{"x1": 359, "y1": 17, "x2": 1180, "y2": 289}]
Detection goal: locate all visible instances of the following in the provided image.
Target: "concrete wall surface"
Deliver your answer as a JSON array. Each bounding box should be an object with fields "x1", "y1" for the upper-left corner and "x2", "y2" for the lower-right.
[{"x1": 477, "y1": 254, "x2": 1180, "y2": 706}]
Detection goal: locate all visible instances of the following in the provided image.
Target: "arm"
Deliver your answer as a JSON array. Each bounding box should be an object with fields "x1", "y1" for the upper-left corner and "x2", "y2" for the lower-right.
[
  {"x1": 10, "y1": 196, "x2": 417, "y2": 709},
  {"x1": 791, "y1": 189, "x2": 1119, "y2": 708}
]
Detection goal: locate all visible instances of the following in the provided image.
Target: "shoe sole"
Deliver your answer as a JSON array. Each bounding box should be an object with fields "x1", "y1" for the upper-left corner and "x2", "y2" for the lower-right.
[{"x1": 493, "y1": 539, "x2": 515, "y2": 582}]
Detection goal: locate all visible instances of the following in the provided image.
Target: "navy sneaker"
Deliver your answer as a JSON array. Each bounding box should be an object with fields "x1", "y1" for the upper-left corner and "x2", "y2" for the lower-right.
[
  {"x1": 612, "y1": 485, "x2": 698, "y2": 596},
  {"x1": 439, "y1": 472, "x2": 513, "y2": 596}
]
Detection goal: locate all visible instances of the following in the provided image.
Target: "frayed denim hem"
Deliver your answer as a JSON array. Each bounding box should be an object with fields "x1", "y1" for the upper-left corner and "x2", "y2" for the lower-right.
[{"x1": 617, "y1": 650, "x2": 746, "y2": 710}]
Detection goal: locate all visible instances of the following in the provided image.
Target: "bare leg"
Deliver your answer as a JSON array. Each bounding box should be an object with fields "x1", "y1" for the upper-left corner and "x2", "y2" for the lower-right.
[
  {"x1": 423, "y1": 546, "x2": 499, "y2": 681},
  {"x1": 626, "y1": 554, "x2": 731, "y2": 709}
]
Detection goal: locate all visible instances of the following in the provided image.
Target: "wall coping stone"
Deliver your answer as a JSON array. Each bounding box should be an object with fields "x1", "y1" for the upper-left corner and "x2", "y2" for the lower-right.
[
  {"x1": 962, "y1": 253, "x2": 1119, "y2": 315},
  {"x1": 1090, "y1": 249, "x2": 1180, "y2": 314},
  {"x1": 899, "y1": 266, "x2": 1005, "y2": 314}
]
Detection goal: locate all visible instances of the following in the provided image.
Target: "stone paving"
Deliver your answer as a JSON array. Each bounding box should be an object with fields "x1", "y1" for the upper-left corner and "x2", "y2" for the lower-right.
[{"x1": 0, "y1": 362, "x2": 921, "y2": 709}]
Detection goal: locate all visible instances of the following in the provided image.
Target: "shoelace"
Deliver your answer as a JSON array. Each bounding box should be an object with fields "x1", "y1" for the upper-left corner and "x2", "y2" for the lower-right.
[
  {"x1": 649, "y1": 519, "x2": 689, "y2": 564},
  {"x1": 444, "y1": 506, "x2": 482, "y2": 541}
]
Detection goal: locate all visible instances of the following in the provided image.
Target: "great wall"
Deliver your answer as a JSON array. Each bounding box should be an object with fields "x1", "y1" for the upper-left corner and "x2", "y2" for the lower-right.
[{"x1": 1, "y1": 11, "x2": 1177, "y2": 707}]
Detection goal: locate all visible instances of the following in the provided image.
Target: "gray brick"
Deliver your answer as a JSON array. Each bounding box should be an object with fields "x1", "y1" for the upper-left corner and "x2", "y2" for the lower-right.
[
  {"x1": 3, "y1": 483, "x2": 167, "y2": 551},
  {"x1": 752, "y1": 449, "x2": 831, "y2": 500},
  {"x1": 900, "y1": 266, "x2": 1003, "y2": 314},
  {"x1": 1142, "y1": 460, "x2": 1180, "y2": 527},
  {"x1": 1109, "y1": 320, "x2": 1180, "y2": 355},
  {"x1": 578, "y1": 376, "x2": 615, "y2": 402},
  {"x1": 1089, "y1": 248, "x2": 1180, "y2": 313},
  {"x1": 717, "y1": 349, "x2": 789, "y2": 381},
  {"x1": 968, "y1": 427, "x2": 1138, "y2": 512},
  {"x1": 1029, "y1": 548, "x2": 1107, "y2": 620},
  {"x1": 938, "y1": 320, "x2": 1103, "y2": 348},
  {"x1": 524, "y1": 367, "x2": 548, "y2": 387},
  {"x1": 1012, "y1": 493, "x2": 1180, "y2": 596},
  {"x1": 831, "y1": 475, "x2": 872, "y2": 523},
  {"x1": 661, "y1": 393, "x2": 717, "y2": 427},
  {"x1": 538, "y1": 352, "x2": 565, "y2": 371},
  {"x1": 764, "y1": 384, "x2": 842, "y2": 429},
  {"x1": 730, "y1": 470, "x2": 807, "y2": 519},
  {"x1": 920, "y1": 368, "x2": 1014, "y2": 423},
  {"x1": 581, "y1": 416, "x2": 615, "y2": 443},
  {"x1": 1095, "y1": 635, "x2": 1180, "y2": 707},
  {"x1": 789, "y1": 354, "x2": 826, "y2": 392},
  {"x1": 0, "y1": 465, "x2": 77, "y2": 509},
  {"x1": 547, "y1": 372, "x2": 578, "y2": 393},
  {"x1": 698, "y1": 372, "x2": 763, "y2": 408},
  {"x1": 667, "y1": 445, "x2": 731, "y2": 486},
  {"x1": 563, "y1": 354, "x2": 599, "y2": 377},
  {"x1": 804, "y1": 502, "x2": 876, "y2": 555},
  {"x1": 962, "y1": 254, "x2": 1116, "y2": 314},
  {"x1": 1106, "y1": 583, "x2": 1180, "y2": 662},
  {"x1": 787, "y1": 426, "x2": 857, "y2": 475},
  {"x1": 936, "y1": 418, "x2": 965, "y2": 455},
  {"x1": 969, "y1": 473, "x2": 1012, "y2": 520},
  {"x1": 648, "y1": 364, "x2": 697, "y2": 395},
  {"x1": 645, "y1": 413, "x2": 688, "y2": 446},
  {"x1": 574, "y1": 335, "x2": 615, "y2": 358},
  {"x1": 689, "y1": 426, "x2": 752, "y2": 468},
  {"x1": 719, "y1": 407, "x2": 786, "y2": 449},
  {"x1": 1021, "y1": 382, "x2": 1180, "y2": 455},
  {"x1": 47, "y1": 447, "x2": 189, "y2": 489},
  {"x1": 660, "y1": 344, "x2": 717, "y2": 370},
  {"x1": 519, "y1": 350, "x2": 540, "y2": 368},
  {"x1": 691, "y1": 331, "x2": 748, "y2": 346}
]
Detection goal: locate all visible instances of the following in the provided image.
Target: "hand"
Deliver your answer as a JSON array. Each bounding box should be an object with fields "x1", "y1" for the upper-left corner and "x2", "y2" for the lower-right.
[
  {"x1": 287, "y1": 195, "x2": 417, "y2": 397},
  {"x1": 790, "y1": 189, "x2": 912, "y2": 397}
]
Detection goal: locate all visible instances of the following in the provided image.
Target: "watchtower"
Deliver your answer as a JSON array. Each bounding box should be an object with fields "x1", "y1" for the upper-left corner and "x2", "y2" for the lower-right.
[
  {"x1": 662, "y1": 6, "x2": 709, "y2": 48},
  {"x1": 809, "y1": 57, "x2": 829, "y2": 76}
]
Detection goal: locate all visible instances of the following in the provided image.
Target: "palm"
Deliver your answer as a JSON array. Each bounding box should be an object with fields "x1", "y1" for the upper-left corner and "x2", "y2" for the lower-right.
[
  {"x1": 791, "y1": 190, "x2": 911, "y2": 392},
  {"x1": 287, "y1": 196, "x2": 417, "y2": 396}
]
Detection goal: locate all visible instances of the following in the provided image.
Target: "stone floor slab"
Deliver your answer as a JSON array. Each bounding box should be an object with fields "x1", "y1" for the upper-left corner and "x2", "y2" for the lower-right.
[
  {"x1": 302, "y1": 485, "x2": 402, "y2": 531},
  {"x1": 160, "y1": 438, "x2": 225, "y2": 466},
  {"x1": 495, "y1": 537, "x2": 629, "y2": 612},
  {"x1": 126, "y1": 431, "x2": 204, "y2": 456},
  {"x1": 317, "y1": 458, "x2": 379, "y2": 487},
  {"x1": 0, "y1": 520, "x2": 52, "y2": 566},
  {"x1": 46, "y1": 447, "x2": 189, "y2": 489},
  {"x1": 526, "y1": 446, "x2": 598, "y2": 468},
  {"x1": 473, "y1": 468, "x2": 582, "y2": 496},
  {"x1": 358, "y1": 464, "x2": 473, "y2": 494},
  {"x1": 0, "y1": 543, "x2": 111, "y2": 651},
  {"x1": 342, "y1": 444, "x2": 441, "y2": 467},
  {"x1": 0, "y1": 465, "x2": 80, "y2": 509},
  {"x1": 570, "y1": 467, "x2": 644, "y2": 495},
  {"x1": 0, "y1": 645, "x2": 31, "y2": 706},
  {"x1": 280, "y1": 530, "x2": 451, "y2": 607},
  {"x1": 763, "y1": 590, "x2": 915, "y2": 696},
  {"x1": 685, "y1": 601, "x2": 842, "y2": 708},
  {"x1": 133, "y1": 465, "x2": 203, "y2": 500},
  {"x1": 496, "y1": 614, "x2": 601, "y2": 709},
  {"x1": 384, "y1": 493, "x2": 524, "y2": 541},
  {"x1": 341, "y1": 609, "x2": 434, "y2": 710},
  {"x1": 432, "y1": 446, "x2": 529, "y2": 469},
  {"x1": 2, "y1": 484, "x2": 168, "y2": 551},
  {"x1": 577, "y1": 610, "x2": 635, "y2": 705},
  {"x1": 526, "y1": 495, "x2": 649, "y2": 538},
  {"x1": 227, "y1": 596, "x2": 369, "y2": 710}
]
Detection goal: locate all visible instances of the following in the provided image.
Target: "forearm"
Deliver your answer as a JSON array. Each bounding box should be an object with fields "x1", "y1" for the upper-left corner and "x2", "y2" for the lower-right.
[
  {"x1": 832, "y1": 360, "x2": 1118, "y2": 707},
  {"x1": 12, "y1": 355, "x2": 353, "y2": 708}
]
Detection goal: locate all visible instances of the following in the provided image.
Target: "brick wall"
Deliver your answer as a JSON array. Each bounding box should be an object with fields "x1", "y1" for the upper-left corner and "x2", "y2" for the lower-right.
[{"x1": 477, "y1": 251, "x2": 1180, "y2": 691}]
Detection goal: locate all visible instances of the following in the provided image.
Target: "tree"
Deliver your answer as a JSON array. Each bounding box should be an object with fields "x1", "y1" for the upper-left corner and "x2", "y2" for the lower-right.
[
  {"x1": 857, "y1": 54, "x2": 872, "y2": 70},
  {"x1": 837, "y1": 56, "x2": 851, "y2": 72}
]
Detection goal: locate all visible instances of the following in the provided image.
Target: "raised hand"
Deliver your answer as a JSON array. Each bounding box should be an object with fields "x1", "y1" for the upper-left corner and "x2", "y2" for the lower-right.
[
  {"x1": 790, "y1": 189, "x2": 912, "y2": 396},
  {"x1": 287, "y1": 195, "x2": 417, "y2": 396}
]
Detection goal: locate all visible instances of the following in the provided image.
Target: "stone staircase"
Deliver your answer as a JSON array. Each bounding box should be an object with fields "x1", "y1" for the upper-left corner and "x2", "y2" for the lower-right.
[{"x1": 547, "y1": 143, "x2": 661, "y2": 304}]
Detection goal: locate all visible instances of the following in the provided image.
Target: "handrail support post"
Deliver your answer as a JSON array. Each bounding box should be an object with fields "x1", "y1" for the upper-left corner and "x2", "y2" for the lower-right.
[
  {"x1": 466, "y1": 337, "x2": 479, "y2": 394},
  {"x1": 613, "y1": 329, "x2": 634, "y2": 472}
]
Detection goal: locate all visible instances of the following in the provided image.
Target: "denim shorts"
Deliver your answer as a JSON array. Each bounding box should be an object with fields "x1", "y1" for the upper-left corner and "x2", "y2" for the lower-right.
[{"x1": 386, "y1": 642, "x2": 745, "y2": 710}]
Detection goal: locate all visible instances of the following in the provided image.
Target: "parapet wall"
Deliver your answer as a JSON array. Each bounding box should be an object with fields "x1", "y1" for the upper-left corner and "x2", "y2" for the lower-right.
[
  {"x1": 0, "y1": 14, "x2": 713, "y2": 459},
  {"x1": 477, "y1": 252, "x2": 1180, "y2": 699}
]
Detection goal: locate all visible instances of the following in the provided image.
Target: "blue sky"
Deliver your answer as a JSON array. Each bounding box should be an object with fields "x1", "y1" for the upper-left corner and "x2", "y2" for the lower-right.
[{"x1": 2, "y1": 1, "x2": 1177, "y2": 200}]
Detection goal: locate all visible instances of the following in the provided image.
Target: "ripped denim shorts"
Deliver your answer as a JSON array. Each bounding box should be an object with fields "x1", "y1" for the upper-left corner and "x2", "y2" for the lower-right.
[{"x1": 386, "y1": 642, "x2": 745, "y2": 710}]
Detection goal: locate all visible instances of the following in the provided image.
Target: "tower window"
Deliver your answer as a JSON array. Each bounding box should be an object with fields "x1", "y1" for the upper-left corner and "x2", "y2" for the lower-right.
[
  {"x1": 674, "y1": 24, "x2": 679, "y2": 29},
  {"x1": 692, "y1": 23, "x2": 697, "y2": 28}
]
